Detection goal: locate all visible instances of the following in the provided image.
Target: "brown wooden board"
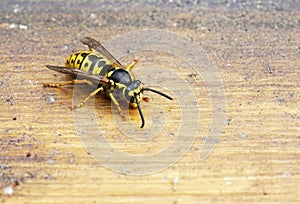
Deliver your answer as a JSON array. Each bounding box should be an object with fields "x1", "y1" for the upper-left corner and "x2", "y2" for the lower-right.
[{"x1": 0, "y1": 1, "x2": 299, "y2": 203}]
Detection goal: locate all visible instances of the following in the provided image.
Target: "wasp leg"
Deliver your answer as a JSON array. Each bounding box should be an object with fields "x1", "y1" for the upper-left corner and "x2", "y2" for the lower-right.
[
  {"x1": 125, "y1": 60, "x2": 138, "y2": 71},
  {"x1": 108, "y1": 93, "x2": 126, "y2": 121},
  {"x1": 142, "y1": 97, "x2": 150, "y2": 102},
  {"x1": 72, "y1": 87, "x2": 104, "y2": 110},
  {"x1": 108, "y1": 93, "x2": 122, "y2": 113},
  {"x1": 44, "y1": 79, "x2": 94, "y2": 87}
]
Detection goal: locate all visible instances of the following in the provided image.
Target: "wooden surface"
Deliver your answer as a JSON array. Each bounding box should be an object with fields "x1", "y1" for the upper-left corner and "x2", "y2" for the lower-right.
[{"x1": 1, "y1": 1, "x2": 299, "y2": 203}]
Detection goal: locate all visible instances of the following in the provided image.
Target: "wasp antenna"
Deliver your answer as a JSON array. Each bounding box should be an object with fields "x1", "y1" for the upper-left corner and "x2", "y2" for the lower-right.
[
  {"x1": 143, "y1": 88, "x2": 173, "y2": 100},
  {"x1": 136, "y1": 97, "x2": 145, "y2": 128}
]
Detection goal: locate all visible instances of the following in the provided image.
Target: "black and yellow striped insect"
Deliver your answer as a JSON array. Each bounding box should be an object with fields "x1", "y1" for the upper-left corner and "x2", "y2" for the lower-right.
[{"x1": 44, "y1": 37, "x2": 173, "y2": 128}]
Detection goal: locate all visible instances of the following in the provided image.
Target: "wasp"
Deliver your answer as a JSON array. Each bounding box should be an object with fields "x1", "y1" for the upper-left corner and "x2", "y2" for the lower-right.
[{"x1": 44, "y1": 37, "x2": 173, "y2": 128}]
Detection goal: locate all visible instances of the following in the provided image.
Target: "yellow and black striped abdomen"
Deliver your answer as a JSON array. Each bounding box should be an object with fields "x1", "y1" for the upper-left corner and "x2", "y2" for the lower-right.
[{"x1": 65, "y1": 51, "x2": 113, "y2": 76}]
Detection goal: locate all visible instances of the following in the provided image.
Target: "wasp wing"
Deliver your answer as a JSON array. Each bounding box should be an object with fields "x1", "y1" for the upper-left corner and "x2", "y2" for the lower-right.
[
  {"x1": 45, "y1": 65, "x2": 109, "y2": 85},
  {"x1": 80, "y1": 37, "x2": 126, "y2": 69}
]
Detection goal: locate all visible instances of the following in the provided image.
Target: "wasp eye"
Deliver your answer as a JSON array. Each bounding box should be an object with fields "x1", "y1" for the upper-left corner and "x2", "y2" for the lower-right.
[{"x1": 130, "y1": 96, "x2": 135, "y2": 103}]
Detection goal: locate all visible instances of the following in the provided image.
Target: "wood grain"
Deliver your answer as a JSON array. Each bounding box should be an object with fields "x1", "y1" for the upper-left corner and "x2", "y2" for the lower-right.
[{"x1": 0, "y1": 1, "x2": 299, "y2": 203}]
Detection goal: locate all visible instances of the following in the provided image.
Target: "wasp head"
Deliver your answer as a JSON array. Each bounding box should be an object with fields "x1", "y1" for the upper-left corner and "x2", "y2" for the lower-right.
[
  {"x1": 124, "y1": 80, "x2": 145, "y2": 128},
  {"x1": 124, "y1": 80, "x2": 143, "y2": 107},
  {"x1": 124, "y1": 80, "x2": 173, "y2": 128}
]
